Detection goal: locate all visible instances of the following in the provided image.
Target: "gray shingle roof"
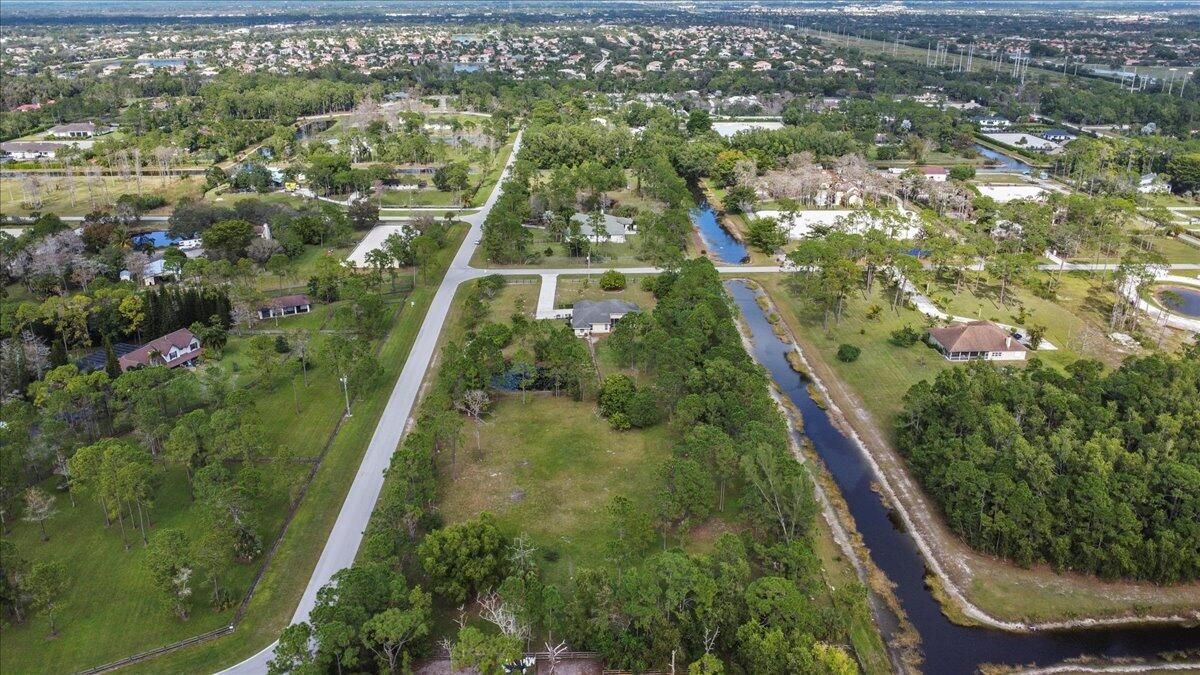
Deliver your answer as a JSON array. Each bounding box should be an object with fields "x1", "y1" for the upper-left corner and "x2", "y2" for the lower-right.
[{"x1": 570, "y1": 299, "x2": 639, "y2": 330}]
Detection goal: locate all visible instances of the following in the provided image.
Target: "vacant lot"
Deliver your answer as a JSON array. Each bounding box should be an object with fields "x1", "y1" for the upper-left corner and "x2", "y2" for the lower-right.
[
  {"x1": 439, "y1": 394, "x2": 674, "y2": 585},
  {"x1": 0, "y1": 173, "x2": 203, "y2": 217}
]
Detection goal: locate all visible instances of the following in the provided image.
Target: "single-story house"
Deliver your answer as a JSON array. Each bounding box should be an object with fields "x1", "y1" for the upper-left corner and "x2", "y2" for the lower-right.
[
  {"x1": 972, "y1": 116, "x2": 1012, "y2": 130},
  {"x1": 928, "y1": 321, "x2": 1027, "y2": 362},
  {"x1": 1138, "y1": 173, "x2": 1171, "y2": 194},
  {"x1": 257, "y1": 294, "x2": 313, "y2": 320},
  {"x1": 1041, "y1": 129, "x2": 1075, "y2": 142},
  {"x1": 570, "y1": 212, "x2": 633, "y2": 244},
  {"x1": 571, "y1": 299, "x2": 639, "y2": 337},
  {"x1": 920, "y1": 166, "x2": 948, "y2": 182},
  {"x1": 46, "y1": 122, "x2": 101, "y2": 139},
  {"x1": 0, "y1": 141, "x2": 61, "y2": 160},
  {"x1": 119, "y1": 328, "x2": 202, "y2": 371}
]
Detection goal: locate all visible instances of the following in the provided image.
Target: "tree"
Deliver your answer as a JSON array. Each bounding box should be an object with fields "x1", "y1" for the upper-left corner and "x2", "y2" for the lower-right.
[
  {"x1": 598, "y1": 269, "x2": 627, "y2": 291},
  {"x1": 745, "y1": 217, "x2": 787, "y2": 253},
  {"x1": 24, "y1": 561, "x2": 67, "y2": 637},
  {"x1": 144, "y1": 528, "x2": 194, "y2": 620},
  {"x1": 103, "y1": 337, "x2": 122, "y2": 379},
  {"x1": 451, "y1": 626, "x2": 522, "y2": 675},
  {"x1": 689, "y1": 653, "x2": 725, "y2": 675},
  {"x1": 456, "y1": 389, "x2": 491, "y2": 455},
  {"x1": 348, "y1": 196, "x2": 380, "y2": 231},
  {"x1": 836, "y1": 344, "x2": 861, "y2": 363},
  {"x1": 202, "y1": 219, "x2": 255, "y2": 262},
  {"x1": 22, "y1": 487, "x2": 57, "y2": 542},
  {"x1": 1165, "y1": 152, "x2": 1200, "y2": 194},
  {"x1": 598, "y1": 374, "x2": 637, "y2": 420},
  {"x1": 418, "y1": 515, "x2": 509, "y2": 603},
  {"x1": 362, "y1": 588, "x2": 433, "y2": 675},
  {"x1": 687, "y1": 109, "x2": 713, "y2": 136},
  {"x1": 722, "y1": 185, "x2": 756, "y2": 214},
  {"x1": 269, "y1": 622, "x2": 321, "y2": 675},
  {"x1": 434, "y1": 161, "x2": 471, "y2": 194},
  {"x1": 984, "y1": 252, "x2": 1033, "y2": 306},
  {"x1": 741, "y1": 444, "x2": 816, "y2": 543}
]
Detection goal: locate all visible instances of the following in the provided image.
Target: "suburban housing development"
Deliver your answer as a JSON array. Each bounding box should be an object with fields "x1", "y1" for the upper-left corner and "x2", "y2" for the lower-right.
[{"x1": 1, "y1": 2, "x2": 1198, "y2": 675}]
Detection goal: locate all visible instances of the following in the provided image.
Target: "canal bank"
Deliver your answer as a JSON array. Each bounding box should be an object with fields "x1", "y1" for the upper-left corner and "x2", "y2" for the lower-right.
[{"x1": 726, "y1": 279, "x2": 1200, "y2": 673}]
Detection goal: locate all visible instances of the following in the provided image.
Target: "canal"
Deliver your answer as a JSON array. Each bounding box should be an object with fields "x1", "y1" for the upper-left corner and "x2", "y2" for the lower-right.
[
  {"x1": 690, "y1": 200, "x2": 749, "y2": 264},
  {"x1": 726, "y1": 280, "x2": 1200, "y2": 673},
  {"x1": 974, "y1": 143, "x2": 1035, "y2": 174}
]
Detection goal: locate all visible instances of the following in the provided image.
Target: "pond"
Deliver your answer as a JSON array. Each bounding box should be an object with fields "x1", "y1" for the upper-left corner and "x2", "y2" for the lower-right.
[
  {"x1": 726, "y1": 280, "x2": 1200, "y2": 673},
  {"x1": 689, "y1": 201, "x2": 748, "y2": 264},
  {"x1": 131, "y1": 230, "x2": 183, "y2": 248},
  {"x1": 1158, "y1": 285, "x2": 1200, "y2": 317},
  {"x1": 974, "y1": 143, "x2": 1034, "y2": 174}
]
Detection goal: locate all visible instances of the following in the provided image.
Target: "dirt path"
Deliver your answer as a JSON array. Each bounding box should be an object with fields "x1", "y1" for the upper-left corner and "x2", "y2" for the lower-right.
[{"x1": 749, "y1": 280, "x2": 1200, "y2": 633}]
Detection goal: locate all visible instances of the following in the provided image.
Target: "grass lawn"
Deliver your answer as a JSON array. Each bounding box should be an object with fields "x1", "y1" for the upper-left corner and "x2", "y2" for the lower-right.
[
  {"x1": 755, "y1": 275, "x2": 951, "y2": 428},
  {"x1": 470, "y1": 234, "x2": 652, "y2": 269},
  {"x1": 60, "y1": 225, "x2": 470, "y2": 675},
  {"x1": 467, "y1": 135, "x2": 517, "y2": 208},
  {"x1": 439, "y1": 394, "x2": 674, "y2": 587},
  {"x1": 0, "y1": 466, "x2": 302, "y2": 675},
  {"x1": 969, "y1": 172, "x2": 1029, "y2": 185},
  {"x1": 0, "y1": 173, "x2": 203, "y2": 217},
  {"x1": 553, "y1": 274, "x2": 656, "y2": 309},
  {"x1": 379, "y1": 188, "x2": 460, "y2": 208}
]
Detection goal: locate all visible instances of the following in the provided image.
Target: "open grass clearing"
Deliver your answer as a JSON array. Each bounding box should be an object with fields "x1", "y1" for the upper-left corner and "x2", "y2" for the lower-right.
[
  {"x1": 553, "y1": 274, "x2": 656, "y2": 310},
  {"x1": 93, "y1": 225, "x2": 468, "y2": 674},
  {"x1": 438, "y1": 394, "x2": 674, "y2": 587},
  {"x1": 1, "y1": 173, "x2": 203, "y2": 217}
]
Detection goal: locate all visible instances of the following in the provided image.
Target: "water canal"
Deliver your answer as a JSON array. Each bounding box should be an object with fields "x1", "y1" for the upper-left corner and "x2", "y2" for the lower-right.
[
  {"x1": 690, "y1": 201, "x2": 749, "y2": 264},
  {"x1": 726, "y1": 280, "x2": 1200, "y2": 673}
]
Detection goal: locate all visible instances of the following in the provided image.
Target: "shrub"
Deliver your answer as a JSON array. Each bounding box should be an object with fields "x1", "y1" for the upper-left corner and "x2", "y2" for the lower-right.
[
  {"x1": 949, "y1": 165, "x2": 976, "y2": 181},
  {"x1": 598, "y1": 373, "x2": 637, "y2": 418},
  {"x1": 599, "y1": 269, "x2": 627, "y2": 291},
  {"x1": 836, "y1": 344, "x2": 861, "y2": 363},
  {"x1": 627, "y1": 389, "x2": 660, "y2": 428},
  {"x1": 609, "y1": 412, "x2": 632, "y2": 431},
  {"x1": 273, "y1": 335, "x2": 291, "y2": 353},
  {"x1": 888, "y1": 325, "x2": 922, "y2": 347}
]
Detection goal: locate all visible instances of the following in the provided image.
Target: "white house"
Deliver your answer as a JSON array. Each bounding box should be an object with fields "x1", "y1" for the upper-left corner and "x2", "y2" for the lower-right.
[
  {"x1": 0, "y1": 141, "x2": 61, "y2": 160},
  {"x1": 920, "y1": 166, "x2": 948, "y2": 182},
  {"x1": 928, "y1": 321, "x2": 1027, "y2": 361},
  {"x1": 257, "y1": 294, "x2": 313, "y2": 320},
  {"x1": 570, "y1": 212, "x2": 633, "y2": 244},
  {"x1": 46, "y1": 122, "x2": 101, "y2": 139},
  {"x1": 118, "y1": 328, "x2": 202, "y2": 371},
  {"x1": 570, "y1": 299, "x2": 639, "y2": 337},
  {"x1": 1138, "y1": 173, "x2": 1171, "y2": 195}
]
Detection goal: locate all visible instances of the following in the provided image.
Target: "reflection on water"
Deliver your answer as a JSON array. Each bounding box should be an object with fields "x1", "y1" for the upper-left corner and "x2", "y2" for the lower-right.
[
  {"x1": 726, "y1": 280, "x2": 1200, "y2": 673},
  {"x1": 1159, "y1": 286, "x2": 1200, "y2": 317},
  {"x1": 689, "y1": 202, "x2": 748, "y2": 264}
]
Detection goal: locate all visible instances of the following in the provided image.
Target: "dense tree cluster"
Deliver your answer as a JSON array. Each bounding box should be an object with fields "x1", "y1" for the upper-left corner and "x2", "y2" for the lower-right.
[{"x1": 897, "y1": 352, "x2": 1200, "y2": 582}]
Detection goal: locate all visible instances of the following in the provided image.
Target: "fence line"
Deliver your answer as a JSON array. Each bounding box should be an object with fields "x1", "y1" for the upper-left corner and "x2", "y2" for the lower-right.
[{"x1": 76, "y1": 626, "x2": 234, "y2": 675}]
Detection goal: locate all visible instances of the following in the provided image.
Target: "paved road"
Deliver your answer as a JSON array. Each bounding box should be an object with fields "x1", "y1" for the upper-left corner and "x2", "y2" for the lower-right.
[
  {"x1": 214, "y1": 131, "x2": 521, "y2": 675},
  {"x1": 213, "y1": 129, "x2": 1194, "y2": 673}
]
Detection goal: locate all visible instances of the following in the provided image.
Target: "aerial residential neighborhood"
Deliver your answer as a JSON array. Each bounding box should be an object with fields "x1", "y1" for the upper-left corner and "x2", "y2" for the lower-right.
[{"x1": 1, "y1": 2, "x2": 1198, "y2": 675}]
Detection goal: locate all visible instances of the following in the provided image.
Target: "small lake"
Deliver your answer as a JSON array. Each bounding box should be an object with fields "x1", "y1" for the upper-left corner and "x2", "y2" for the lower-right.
[
  {"x1": 689, "y1": 201, "x2": 748, "y2": 264},
  {"x1": 131, "y1": 230, "x2": 183, "y2": 248},
  {"x1": 726, "y1": 280, "x2": 1200, "y2": 673},
  {"x1": 974, "y1": 143, "x2": 1033, "y2": 174},
  {"x1": 1158, "y1": 285, "x2": 1200, "y2": 317}
]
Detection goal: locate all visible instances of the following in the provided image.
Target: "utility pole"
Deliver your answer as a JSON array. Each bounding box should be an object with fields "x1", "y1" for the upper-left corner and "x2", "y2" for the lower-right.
[{"x1": 340, "y1": 375, "x2": 352, "y2": 417}]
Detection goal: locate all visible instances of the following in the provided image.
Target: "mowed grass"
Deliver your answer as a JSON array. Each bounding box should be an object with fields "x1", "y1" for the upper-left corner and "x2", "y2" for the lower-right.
[
  {"x1": 756, "y1": 275, "x2": 951, "y2": 427},
  {"x1": 89, "y1": 225, "x2": 468, "y2": 674},
  {"x1": 0, "y1": 467, "x2": 301, "y2": 675},
  {"x1": 439, "y1": 394, "x2": 673, "y2": 586},
  {"x1": 554, "y1": 274, "x2": 656, "y2": 309}
]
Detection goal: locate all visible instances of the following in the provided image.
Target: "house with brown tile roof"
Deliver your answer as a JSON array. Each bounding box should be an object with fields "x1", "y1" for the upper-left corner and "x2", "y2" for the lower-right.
[
  {"x1": 257, "y1": 294, "x2": 313, "y2": 320},
  {"x1": 927, "y1": 321, "x2": 1026, "y2": 362},
  {"x1": 118, "y1": 328, "x2": 201, "y2": 371}
]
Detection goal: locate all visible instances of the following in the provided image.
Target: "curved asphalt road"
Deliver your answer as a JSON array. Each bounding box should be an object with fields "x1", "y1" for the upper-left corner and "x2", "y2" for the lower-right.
[{"x1": 214, "y1": 133, "x2": 520, "y2": 675}]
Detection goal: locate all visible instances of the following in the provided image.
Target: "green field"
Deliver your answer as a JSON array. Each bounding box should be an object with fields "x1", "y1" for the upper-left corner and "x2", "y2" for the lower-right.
[
  {"x1": 0, "y1": 225, "x2": 469, "y2": 675},
  {"x1": 0, "y1": 173, "x2": 204, "y2": 217},
  {"x1": 440, "y1": 395, "x2": 675, "y2": 586}
]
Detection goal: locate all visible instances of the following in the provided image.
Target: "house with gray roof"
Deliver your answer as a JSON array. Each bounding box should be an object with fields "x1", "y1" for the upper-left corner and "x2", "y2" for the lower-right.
[
  {"x1": 570, "y1": 299, "x2": 639, "y2": 337},
  {"x1": 570, "y1": 212, "x2": 633, "y2": 243}
]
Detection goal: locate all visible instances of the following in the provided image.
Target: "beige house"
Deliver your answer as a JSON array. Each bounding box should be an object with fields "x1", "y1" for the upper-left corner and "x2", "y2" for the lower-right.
[{"x1": 928, "y1": 321, "x2": 1027, "y2": 362}]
